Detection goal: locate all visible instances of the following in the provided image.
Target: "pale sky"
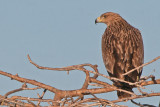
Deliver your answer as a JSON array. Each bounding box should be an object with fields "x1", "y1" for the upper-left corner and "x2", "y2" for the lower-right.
[{"x1": 0, "y1": 0, "x2": 160, "y2": 106}]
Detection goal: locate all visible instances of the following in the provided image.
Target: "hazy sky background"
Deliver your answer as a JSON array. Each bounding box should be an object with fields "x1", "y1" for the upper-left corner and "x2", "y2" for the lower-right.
[{"x1": 0, "y1": 0, "x2": 160, "y2": 106}]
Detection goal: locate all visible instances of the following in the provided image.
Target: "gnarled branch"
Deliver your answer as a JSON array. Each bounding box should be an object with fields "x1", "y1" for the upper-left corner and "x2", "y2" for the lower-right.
[{"x1": 0, "y1": 55, "x2": 159, "y2": 106}]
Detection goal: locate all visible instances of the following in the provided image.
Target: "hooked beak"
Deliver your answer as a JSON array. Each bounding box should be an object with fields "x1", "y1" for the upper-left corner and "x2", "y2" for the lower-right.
[{"x1": 95, "y1": 17, "x2": 102, "y2": 24}]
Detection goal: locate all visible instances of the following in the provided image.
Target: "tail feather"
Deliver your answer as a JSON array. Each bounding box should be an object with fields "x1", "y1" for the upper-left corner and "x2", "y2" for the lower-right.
[{"x1": 117, "y1": 87, "x2": 133, "y2": 99}]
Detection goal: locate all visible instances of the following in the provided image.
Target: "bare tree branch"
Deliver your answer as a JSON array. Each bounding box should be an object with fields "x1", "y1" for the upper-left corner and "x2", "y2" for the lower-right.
[
  {"x1": 131, "y1": 100, "x2": 157, "y2": 107},
  {"x1": 0, "y1": 55, "x2": 160, "y2": 106},
  {"x1": 123, "y1": 56, "x2": 160, "y2": 76}
]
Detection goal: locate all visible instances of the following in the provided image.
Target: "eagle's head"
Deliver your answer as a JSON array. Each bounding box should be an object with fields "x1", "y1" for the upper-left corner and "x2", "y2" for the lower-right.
[{"x1": 95, "y1": 12, "x2": 123, "y2": 26}]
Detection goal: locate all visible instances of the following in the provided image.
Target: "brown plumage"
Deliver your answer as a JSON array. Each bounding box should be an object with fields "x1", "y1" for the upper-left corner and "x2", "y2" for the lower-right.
[{"x1": 95, "y1": 12, "x2": 144, "y2": 99}]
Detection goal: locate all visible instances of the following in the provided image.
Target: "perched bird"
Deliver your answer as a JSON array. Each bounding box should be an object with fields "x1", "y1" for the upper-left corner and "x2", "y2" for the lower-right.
[{"x1": 95, "y1": 12, "x2": 144, "y2": 99}]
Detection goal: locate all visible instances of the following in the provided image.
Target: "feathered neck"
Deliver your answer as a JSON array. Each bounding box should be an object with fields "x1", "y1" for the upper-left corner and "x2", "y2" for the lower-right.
[{"x1": 107, "y1": 19, "x2": 131, "y2": 33}]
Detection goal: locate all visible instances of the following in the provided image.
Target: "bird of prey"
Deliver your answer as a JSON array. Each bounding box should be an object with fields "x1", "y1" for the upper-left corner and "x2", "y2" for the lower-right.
[{"x1": 95, "y1": 12, "x2": 144, "y2": 99}]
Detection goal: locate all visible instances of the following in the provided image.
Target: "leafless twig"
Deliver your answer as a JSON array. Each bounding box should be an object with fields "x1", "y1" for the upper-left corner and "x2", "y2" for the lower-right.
[{"x1": 123, "y1": 56, "x2": 160, "y2": 76}]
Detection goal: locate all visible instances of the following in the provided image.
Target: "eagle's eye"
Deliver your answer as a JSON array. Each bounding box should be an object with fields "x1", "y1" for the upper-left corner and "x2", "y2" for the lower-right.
[{"x1": 103, "y1": 15, "x2": 106, "y2": 18}]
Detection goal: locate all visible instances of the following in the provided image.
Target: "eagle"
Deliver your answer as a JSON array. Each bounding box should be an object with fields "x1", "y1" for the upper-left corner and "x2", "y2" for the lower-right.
[{"x1": 95, "y1": 12, "x2": 144, "y2": 99}]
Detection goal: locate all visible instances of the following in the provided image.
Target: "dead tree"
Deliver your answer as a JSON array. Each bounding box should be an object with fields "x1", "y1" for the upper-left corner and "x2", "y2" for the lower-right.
[{"x1": 0, "y1": 55, "x2": 160, "y2": 107}]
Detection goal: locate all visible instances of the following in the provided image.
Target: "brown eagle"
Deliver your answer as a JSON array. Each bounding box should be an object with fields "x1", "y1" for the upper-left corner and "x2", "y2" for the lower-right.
[{"x1": 95, "y1": 12, "x2": 144, "y2": 99}]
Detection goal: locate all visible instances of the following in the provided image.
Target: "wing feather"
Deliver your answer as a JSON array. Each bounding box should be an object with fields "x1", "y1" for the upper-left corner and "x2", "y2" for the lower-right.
[{"x1": 102, "y1": 26, "x2": 144, "y2": 81}]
